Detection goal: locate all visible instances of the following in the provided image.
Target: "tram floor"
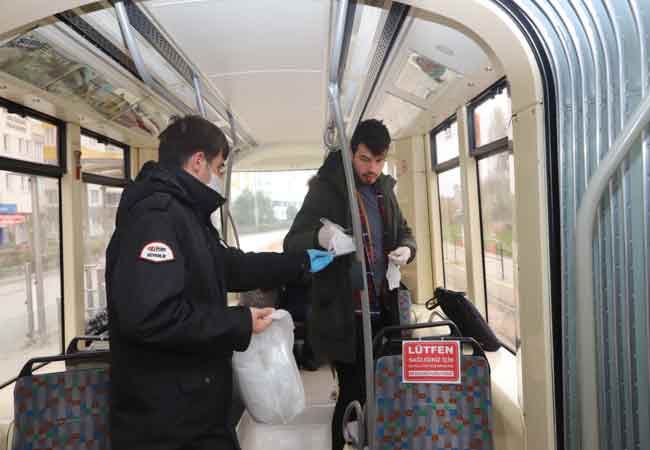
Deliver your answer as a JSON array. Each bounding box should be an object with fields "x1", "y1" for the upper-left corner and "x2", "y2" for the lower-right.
[{"x1": 237, "y1": 366, "x2": 337, "y2": 450}]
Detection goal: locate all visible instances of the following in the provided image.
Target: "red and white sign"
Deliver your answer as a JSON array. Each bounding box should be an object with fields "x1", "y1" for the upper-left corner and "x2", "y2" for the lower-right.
[
  {"x1": 402, "y1": 340, "x2": 461, "y2": 384},
  {"x1": 0, "y1": 214, "x2": 25, "y2": 226}
]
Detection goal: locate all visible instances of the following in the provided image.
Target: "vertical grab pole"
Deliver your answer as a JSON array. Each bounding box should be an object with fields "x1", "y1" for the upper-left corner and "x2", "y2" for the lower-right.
[
  {"x1": 192, "y1": 73, "x2": 207, "y2": 118},
  {"x1": 575, "y1": 92, "x2": 650, "y2": 450},
  {"x1": 222, "y1": 111, "x2": 237, "y2": 244},
  {"x1": 328, "y1": 1, "x2": 376, "y2": 448}
]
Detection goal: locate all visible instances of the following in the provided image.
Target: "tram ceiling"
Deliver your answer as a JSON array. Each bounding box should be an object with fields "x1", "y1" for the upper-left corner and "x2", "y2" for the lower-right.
[{"x1": 141, "y1": 0, "x2": 330, "y2": 146}]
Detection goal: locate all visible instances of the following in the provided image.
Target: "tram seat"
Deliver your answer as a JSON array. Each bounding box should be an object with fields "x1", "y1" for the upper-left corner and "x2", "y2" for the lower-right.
[
  {"x1": 10, "y1": 351, "x2": 111, "y2": 450},
  {"x1": 344, "y1": 322, "x2": 495, "y2": 450},
  {"x1": 372, "y1": 343, "x2": 494, "y2": 449}
]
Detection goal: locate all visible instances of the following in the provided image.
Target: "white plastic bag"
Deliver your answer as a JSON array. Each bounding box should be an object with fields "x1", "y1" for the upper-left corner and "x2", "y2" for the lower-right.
[{"x1": 232, "y1": 309, "x2": 306, "y2": 424}]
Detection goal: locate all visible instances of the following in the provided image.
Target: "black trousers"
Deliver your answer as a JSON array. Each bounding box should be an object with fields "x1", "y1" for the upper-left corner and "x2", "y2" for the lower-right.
[{"x1": 331, "y1": 314, "x2": 384, "y2": 450}]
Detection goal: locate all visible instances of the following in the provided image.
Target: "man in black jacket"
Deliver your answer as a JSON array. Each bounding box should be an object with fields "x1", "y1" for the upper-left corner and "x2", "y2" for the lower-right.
[
  {"x1": 283, "y1": 119, "x2": 416, "y2": 450},
  {"x1": 106, "y1": 116, "x2": 331, "y2": 450}
]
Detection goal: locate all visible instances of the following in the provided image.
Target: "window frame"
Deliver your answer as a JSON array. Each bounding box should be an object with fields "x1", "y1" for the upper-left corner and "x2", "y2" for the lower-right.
[
  {"x1": 80, "y1": 127, "x2": 131, "y2": 187},
  {"x1": 0, "y1": 97, "x2": 67, "y2": 389},
  {"x1": 468, "y1": 78, "x2": 518, "y2": 352}
]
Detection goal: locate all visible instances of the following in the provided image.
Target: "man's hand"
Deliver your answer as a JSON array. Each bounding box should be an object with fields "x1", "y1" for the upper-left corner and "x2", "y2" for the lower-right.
[
  {"x1": 388, "y1": 246, "x2": 411, "y2": 266},
  {"x1": 250, "y1": 307, "x2": 274, "y2": 334}
]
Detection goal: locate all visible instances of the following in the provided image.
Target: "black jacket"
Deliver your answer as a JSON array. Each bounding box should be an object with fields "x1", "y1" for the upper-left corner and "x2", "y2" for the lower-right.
[
  {"x1": 106, "y1": 162, "x2": 308, "y2": 450},
  {"x1": 283, "y1": 152, "x2": 416, "y2": 363}
]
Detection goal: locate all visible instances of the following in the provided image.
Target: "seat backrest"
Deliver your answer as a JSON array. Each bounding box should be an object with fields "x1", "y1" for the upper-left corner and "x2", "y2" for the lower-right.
[
  {"x1": 12, "y1": 366, "x2": 110, "y2": 450},
  {"x1": 374, "y1": 352, "x2": 494, "y2": 450},
  {"x1": 65, "y1": 336, "x2": 110, "y2": 370}
]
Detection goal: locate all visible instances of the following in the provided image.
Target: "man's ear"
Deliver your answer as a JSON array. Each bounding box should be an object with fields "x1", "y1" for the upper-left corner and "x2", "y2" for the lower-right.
[{"x1": 185, "y1": 151, "x2": 205, "y2": 176}]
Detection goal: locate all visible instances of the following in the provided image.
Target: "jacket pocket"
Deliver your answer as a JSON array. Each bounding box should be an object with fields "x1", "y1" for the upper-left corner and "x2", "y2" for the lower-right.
[{"x1": 177, "y1": 371, "x2": 217, "y2": 395}]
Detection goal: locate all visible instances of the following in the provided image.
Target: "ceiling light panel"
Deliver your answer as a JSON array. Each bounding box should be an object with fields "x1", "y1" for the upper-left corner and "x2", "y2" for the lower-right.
[{"x1": 394, "y1": 51, "x2": 461, "y2": 101}]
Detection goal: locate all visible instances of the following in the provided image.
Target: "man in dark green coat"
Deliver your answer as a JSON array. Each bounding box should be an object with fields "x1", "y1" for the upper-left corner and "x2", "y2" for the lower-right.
[{"x1": 283, "y1": 119, "x2": 416, "y2": 450}]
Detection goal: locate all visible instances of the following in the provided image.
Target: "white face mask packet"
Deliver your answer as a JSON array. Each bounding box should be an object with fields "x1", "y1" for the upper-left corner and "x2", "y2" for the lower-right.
[
  {"x1": 320, "y1": 218, "x2": 356, "y2": 256},
  {"x1": 331, "y1": 232, "x2": 356, "y2": 256},
  {"x1": 386, "y1": 261, "x2": 401, "y2": 290}
]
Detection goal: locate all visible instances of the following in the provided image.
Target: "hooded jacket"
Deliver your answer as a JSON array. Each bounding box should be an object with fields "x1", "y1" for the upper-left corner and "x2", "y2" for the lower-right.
[
  {"x1": 106, "y1": 161, "x2": 307, "y2": 450},
  {"x1": 283, "y1": 152, "x2": 416, "y2": 363}
]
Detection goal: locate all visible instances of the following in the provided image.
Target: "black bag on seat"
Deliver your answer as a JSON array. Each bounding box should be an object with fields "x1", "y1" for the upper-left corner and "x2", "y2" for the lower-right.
[{"x1": 425, "y1": 287, "x2": 501, "y2": 352}]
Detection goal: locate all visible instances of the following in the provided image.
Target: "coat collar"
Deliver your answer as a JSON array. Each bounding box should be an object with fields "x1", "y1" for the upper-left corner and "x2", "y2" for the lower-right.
[
  {"x1": 119, "y1": 161, "x2": 225, "y2": 226},
  {"x1": 174, "y1": 168, "x2": 226, "y2": 223}
]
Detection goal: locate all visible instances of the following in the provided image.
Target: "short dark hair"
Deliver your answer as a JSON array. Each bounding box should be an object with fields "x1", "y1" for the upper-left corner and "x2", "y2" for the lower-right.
[
  {"x1": 158, "y1": 115, "x2": 230, "y2": 167},
  {"x1": 350, "y1": 119, "x2": 391, "y2": 155}
]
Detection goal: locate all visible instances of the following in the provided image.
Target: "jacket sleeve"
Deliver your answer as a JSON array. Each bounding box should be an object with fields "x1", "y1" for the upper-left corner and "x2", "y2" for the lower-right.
[
  {"x1": 283, "y1": 179, "x2": 333, "y2": 253},
  {"x1": 110, "y1": 209, "x2": 252, "y2": 353},
  {"x1": 394, "y1": 193, "x2": 417, "y2": 264},
  {"x1": 223, "y1": 248, "x2": 308, "y2": 292}
]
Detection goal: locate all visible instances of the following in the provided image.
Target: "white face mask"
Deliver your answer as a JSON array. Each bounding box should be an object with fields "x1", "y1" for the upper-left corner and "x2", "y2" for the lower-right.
[
  {"x1": 208, "y1": 171, "x2": 224, "y2": 196},
  {"x1": 203, "y1": 159, "x2": 224, "y2": 196}
]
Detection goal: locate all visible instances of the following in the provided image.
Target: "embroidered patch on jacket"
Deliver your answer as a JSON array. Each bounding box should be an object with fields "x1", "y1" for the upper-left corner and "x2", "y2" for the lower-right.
[{"x1": 139, "y1": 241, "x2": 175, "y2": 263}]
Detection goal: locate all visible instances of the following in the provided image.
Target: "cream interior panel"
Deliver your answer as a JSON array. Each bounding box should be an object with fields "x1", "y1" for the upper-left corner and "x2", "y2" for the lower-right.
[{"x1": 394, "y1": 136, "x2": 433, "y2": 304}]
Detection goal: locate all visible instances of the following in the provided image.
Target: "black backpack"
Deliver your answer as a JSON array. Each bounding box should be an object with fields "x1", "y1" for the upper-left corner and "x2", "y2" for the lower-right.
[{"x1": 426, "y1": 287, "x2": 501, "y2": 352}]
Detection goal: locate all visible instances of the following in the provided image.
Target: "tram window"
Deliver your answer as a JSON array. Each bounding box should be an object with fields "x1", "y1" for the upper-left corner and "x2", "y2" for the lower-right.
[
  {"x1": 230, "y1": 170, "x2": 316, "y2": 252},
  {"x1": 477, "y1": 151, "x2": 517, "y2": 349},
  {"x1": 472, "y1": 84, "x2": 512, "y2": 148},
  {"x1": 0, "y1": 107, "x2": 59, "y2": 165},
  {"x1": 0, "y1": 172, "x2": 62, "y2": 385},
  {"x1": 80, "y1": 131, "x2": 129, "y2": 179},
  {"x1": 434, "y1": 120, "x2": 459, "y2": 165},
  {"x1": 432, "y1": 118, "x2": 467, "y2": 291},
  {"x1": 81, "y1": 183, "x2": 122, "y2": 326},
  {"x1": 79, "y1": 130, "x2": 127, "y2": 328},
  {"x1": 437, "y1": 167, "x2": 467, "y2": 291}
]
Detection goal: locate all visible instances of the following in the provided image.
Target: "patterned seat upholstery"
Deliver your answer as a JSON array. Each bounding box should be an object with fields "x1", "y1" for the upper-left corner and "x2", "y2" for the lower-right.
[
  {"x1": 374, "y1": 354, "x2": 494, "y2": 450},
  {"x1": 11, "y1": 368, "x2": 110, "y2": 450}
]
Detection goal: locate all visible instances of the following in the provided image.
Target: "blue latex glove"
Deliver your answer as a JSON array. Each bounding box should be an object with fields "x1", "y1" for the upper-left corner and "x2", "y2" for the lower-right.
[{"x1": 306, "y1": 249, "x2": 335, "y2": 273}]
